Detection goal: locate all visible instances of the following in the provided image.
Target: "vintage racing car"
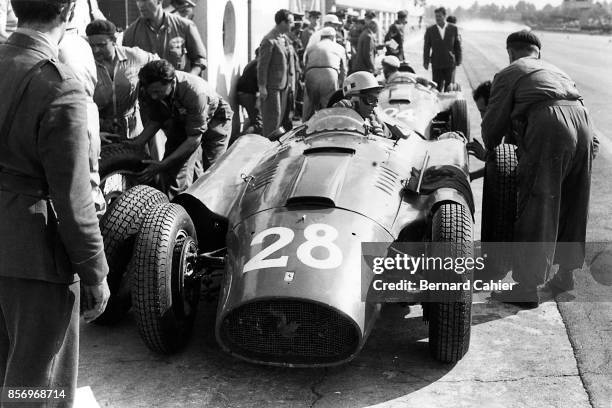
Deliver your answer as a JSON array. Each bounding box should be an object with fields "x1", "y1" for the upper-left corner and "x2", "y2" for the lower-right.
[
  {"x1": 378, "y1": 71, "x2": 470, "y2": 142},
  {"x1": 98, "y1": 106, "x2": 480, "y2": 366}
]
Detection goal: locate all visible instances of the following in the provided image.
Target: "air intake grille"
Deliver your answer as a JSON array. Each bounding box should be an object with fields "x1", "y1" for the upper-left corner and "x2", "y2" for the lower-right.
[{"x1": 220, "y1": 300, "x2": 360, "y2": 365}]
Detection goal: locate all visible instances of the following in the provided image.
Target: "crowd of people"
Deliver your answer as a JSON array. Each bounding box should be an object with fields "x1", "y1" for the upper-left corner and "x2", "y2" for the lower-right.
[{"x1": 0, "y1": 0, "x2": 595, "y2": 406}]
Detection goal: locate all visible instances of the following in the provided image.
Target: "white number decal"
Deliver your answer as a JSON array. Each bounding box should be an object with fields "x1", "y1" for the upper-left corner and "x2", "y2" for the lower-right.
[
  {"x1": 396, "y1": 109, "x2": 415, "y2": 121},
  {"x1": 383, "y1": 107, "x2": 415, "y2": 122},
  {"x1": 297, "y1": 224, "x2": 343, "y2": 269},
  {"x1": 383, "y1": 107, "x2": 399, "y2": 117},
  {"x1": 242, "y1": 224, "x2": 342, "y2": 273},
  {"x1": 242, "y1": 227, "x2": 294, "y2": 273}
]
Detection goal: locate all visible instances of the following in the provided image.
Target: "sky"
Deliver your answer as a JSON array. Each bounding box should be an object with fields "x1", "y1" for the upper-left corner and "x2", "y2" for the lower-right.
[{"x1": 435, "y1": 0, "x2": 564, "y2": 10}]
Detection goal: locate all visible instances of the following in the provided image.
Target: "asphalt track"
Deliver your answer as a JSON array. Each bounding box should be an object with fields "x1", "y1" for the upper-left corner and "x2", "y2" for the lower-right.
[{"x1": 75, "y1": 29, "x2": 612, "y2": 408}]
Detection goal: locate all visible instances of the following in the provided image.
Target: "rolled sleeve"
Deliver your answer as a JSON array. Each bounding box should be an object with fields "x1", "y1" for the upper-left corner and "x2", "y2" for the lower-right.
[
  {"x1": 183, "y1": 91, "x2": 209, "y2": 141},
  {"x1": 185, "y1": 21, "x2": 207, "y2": 69},
  {"x1": 38, "y1": 80, "x2": 108, "y2": 285}
]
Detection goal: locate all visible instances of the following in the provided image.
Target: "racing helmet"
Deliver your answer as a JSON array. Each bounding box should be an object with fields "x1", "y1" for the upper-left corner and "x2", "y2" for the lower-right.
[{"x1": 342, "y1": 71, "x2": 383, "y2": 97}]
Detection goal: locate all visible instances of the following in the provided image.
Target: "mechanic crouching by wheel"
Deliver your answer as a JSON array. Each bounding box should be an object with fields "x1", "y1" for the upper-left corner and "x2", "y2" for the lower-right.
[
  {"x1": 130, "y1": 59, "x2": 232, "y2": 200},
  {"x1": 482, "y1": 30, "x2": 594, "y2": 308},
  {"x1": 333, "y1": 71, "x2": 391, "y2": 138}
]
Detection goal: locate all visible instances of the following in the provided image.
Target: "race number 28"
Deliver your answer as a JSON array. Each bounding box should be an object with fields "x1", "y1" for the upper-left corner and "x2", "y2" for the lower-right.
[{"x1": 242, "y1": 224, "x2": 343, "y2": 273}]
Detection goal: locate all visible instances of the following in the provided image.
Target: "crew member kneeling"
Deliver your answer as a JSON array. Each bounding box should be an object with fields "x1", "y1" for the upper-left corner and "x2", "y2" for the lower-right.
[{"x1": 131, "y1": 59, "x2": 232, "y2": 199}]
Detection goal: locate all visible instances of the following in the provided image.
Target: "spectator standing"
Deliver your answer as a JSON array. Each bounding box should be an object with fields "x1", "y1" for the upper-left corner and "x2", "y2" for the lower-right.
[
  {"x1": 0, "y1": 0, "x2": 17, "y2": 43},
  {"x1": 446, "y1": 15, "x2": 457, "y2": 24},
  {"x1": 302, "y1": 27, "x2": 347, "y2": 120},
  {"x1": 132, "y1": 60, "x2": 232, "y2": 199},
  {"x1": 86, "y1": 19, "x2": 157, "y2": 139},
  {"x1": 423, "y1": 7, "x2": 462, "y2": 91},
  {"x1": 0, "y1": 0, "x2": 109, "y2": 404},
  {"x1": 237, "y1": 49, "x2": 262, "y2": 134},
  {"x1": 482, "y1": 31, "x2": 594, "y2": 307},
  {"x1": 300, "y1": 10, "x2": 321, "y2": 48},
  {"x1": 348, "y1": 17, "x2": 365, "y2": 70},
  {"x1": 352, "y1": 19, "x2": 379, "y2": 74},
  {"x1": 258, "y1": 9, "x2": 295, "y2": 138},
  {"x1": 123, "y1": 0, "x2": 206, "y2": 75},
  {"x1": 384, "y1": 10, "x2": 408, "y2": 60},
  {"x1": 304, "y1": 13, "x2": 344, "y2": 52}
]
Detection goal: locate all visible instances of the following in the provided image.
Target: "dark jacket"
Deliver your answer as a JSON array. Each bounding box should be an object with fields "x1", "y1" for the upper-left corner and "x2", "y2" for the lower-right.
[
  {"x1": 353, "y1": 28, "x2": 376, "y2": 73},
  {"x1": 237, "y1": 59, "x2": 258, "y2": 94},
  {"x1": 384, "y1": 21, "x2": 405, "y2": 60},
  {"x1": 257, "y1": 27, "x2": 293, "y2": 90},
  {"x1": 0, "y1": 32, "x2": 108, "y2": 285},
  {"x1": 423, "y1": 23, "x2": 462, "y2": 69}
]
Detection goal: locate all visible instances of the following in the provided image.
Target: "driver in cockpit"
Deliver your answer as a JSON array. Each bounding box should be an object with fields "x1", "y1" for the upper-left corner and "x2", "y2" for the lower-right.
[{"x1": 332, "y1": 71, "x2": 392, "y2": 138}]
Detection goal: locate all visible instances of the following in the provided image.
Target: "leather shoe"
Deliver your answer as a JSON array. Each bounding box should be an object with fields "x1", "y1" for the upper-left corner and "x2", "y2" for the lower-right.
[
  {"x1": 542, "y1": 270, "x2": 575, "y2": 295},
  {"x1": 490, "y1": 284, "x2": 539, "y2": 309}
]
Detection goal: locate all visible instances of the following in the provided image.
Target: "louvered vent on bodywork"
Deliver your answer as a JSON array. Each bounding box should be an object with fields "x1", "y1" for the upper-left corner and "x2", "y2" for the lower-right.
[
  {"x1": 247, "y1": 162, "x2": 278, "y2": 192},
  {"x1": 375, "y1": 166, "x2": 401, "y2": 196}
]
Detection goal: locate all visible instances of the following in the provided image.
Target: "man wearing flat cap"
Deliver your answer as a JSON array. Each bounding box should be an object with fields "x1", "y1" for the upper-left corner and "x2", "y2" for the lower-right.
[
  {"x1": 482, "y1": 30, "x2": 594, "y2": 308},
  {"x1": 0, "y1": 0, "x2": 110, "y2": 404},
  {"x1": 385, "y1": 10, "x2": 408, "y2": 61}
]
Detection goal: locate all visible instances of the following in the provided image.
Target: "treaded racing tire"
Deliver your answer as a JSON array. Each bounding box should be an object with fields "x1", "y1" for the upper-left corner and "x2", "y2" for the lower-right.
[
  {"x1": 450, "y1": 99, "x2": 470, "y2": 142},
  {"x1": 132, "y1": 203, "x2": 201, "y2": 354},
  {"x1": 480, "y1": 144, "x2": 518, "y2": 278},
  {"x1": 94, "y1": 185, "x2": 169, "y2": 325},
  {"x1": 99, "y1": 143, "x2": 150, "y2": 206},
  {"x1": 427, "y1": 203, "x2": 474, "y2": 363}
]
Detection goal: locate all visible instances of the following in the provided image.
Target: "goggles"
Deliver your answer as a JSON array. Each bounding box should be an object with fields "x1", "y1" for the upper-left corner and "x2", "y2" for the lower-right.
[{"x1": 359, "y1": 94, "x2": 379, "y2": 106}]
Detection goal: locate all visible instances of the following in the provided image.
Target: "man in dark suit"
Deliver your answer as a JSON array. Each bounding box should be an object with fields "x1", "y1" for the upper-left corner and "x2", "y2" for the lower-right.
[
  {"x1": 0, "y1": 0, "x2": 110, "y2": 404},
  {"x1": 423, "y1": 7, "x2": 462, "y2": 91},
  {"x1": 258, "y1": 9, "x2": 296, "y2": 138},
  {"x1": 352, "y1": 19, "x2": 378, "y2": 74}
]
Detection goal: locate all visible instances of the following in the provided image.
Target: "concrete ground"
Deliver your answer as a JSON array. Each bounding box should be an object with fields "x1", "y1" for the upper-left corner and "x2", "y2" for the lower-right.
[{"x1": 76, "y1": 29, "x2": 612, "y2": 408}]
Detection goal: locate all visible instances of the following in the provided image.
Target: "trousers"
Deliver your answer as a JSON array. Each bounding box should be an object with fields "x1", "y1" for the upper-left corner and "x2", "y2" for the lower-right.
[
  {"x1": 432, "y1": 67, "x2": 455, "y2": 92},
  {"x1": 302, "y1": 68, "x2": 339, "y2": 121},
  {"x1": 261, "y1": 87, "x2": 289, "y2": 138},
  {"x1": 0, "y1": 278, "x2": 79, "y2": 408},
  {"x1": 512, "y1": 101, "x2": 593, "y2": 288}
]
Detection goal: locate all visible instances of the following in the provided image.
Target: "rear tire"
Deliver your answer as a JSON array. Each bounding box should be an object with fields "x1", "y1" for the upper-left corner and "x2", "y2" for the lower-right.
[
  {"x1": 427, "y1": 203, "x2": 473, "y2": 363},
  {"x1": 450, "y1": 99, "x2": 470, "y2": 142},
  {"x1": 100, "y1": 143, "x2": 150, "y2": 206},
  {"x1": 481, "y1": 144, "x2": 517, "y2": 278},
  {"x1": 132, "y1": 203, "x2": 201, "y2": 354},
  {"x1": 94, "y1": 185, "x2": 168, "y2": 325}
]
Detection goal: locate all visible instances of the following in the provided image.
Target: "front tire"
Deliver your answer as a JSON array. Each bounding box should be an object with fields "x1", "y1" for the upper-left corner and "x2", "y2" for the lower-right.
[
  {"x1": 132, "y1": 203, "x2": 201, "y2": 354},
  {"x1": 427, "y1": 203, "x2": 473, "y2": 363},
  {"x1": 450, "y1": 99, "x2": 470, "y2": 142},
  {"x1": 94, "y1": 185, "x2": 168, "y2": 325},
  {"x1": 481, "y1": 144, "x2": 517, "y2": 279}
]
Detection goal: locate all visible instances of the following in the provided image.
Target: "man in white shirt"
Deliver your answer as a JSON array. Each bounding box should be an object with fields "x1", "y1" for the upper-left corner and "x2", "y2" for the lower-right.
[
  {"x1": 422, "y1": 7, "x2": 462, "y2": 91},
  {"x1": 302, "y1": 27, "x2": 347, "y2": 120}
]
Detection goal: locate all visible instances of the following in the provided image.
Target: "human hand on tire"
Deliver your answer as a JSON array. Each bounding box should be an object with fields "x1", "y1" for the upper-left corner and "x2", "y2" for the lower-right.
[
  {"x1": 466, "y1": 139, "x2": 491, "y2": 161},
  {"x1": 81, "y1": 278, "x2": 110, "y2": 323},
  {"x1": 137, "y1": 159, "x2": 166, "y2": 183}
]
